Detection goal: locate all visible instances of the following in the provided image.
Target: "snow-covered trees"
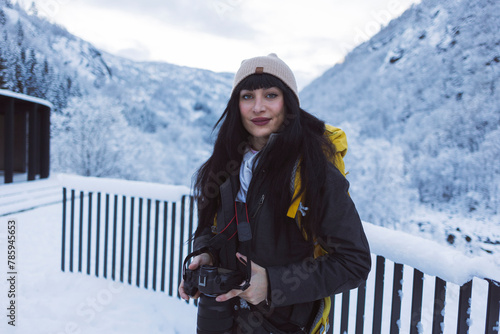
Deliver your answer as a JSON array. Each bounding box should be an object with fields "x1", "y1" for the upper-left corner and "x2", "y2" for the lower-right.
[
  {"x1": 0, "y1": 52, "x2": 7, "y2": 89},
  {"x1": 0, "y1": 2, "x2": 83, "y2": 110},
  {"x1": 51, "y1": 96, "x2": 171, "y2": 182},
  {"x1": 340, "y1": 122, "x2": 418, "y2": 228},
  {"x1": 1, "y1": 1, "x2": 231, "y2": 186},
  {"x1": 301, "y1": 0, "x2": 500, "y2": 224},
  {"x1": 52, "y1": 97, "x2": 129, "y2": 178},
  {"x1": 50, "y1": 95, "x2": 212, "y2": 186},
  {"x1": 27, "y1": 1, "x2": 37, "y2": 16},
  {"x1": 0, "y1": 8, "x2": 6, "y2": 26}
]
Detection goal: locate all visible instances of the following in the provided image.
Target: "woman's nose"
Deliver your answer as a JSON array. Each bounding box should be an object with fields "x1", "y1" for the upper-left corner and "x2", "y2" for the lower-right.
[{"x1": 252, "y1": 96, "x2": 265, "y2": 113}]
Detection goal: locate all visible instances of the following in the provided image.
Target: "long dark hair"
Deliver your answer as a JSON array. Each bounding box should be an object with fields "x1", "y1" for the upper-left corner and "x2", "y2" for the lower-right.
[{"x1": 193, "y1": 73, "x2": 336, "y2": 239}]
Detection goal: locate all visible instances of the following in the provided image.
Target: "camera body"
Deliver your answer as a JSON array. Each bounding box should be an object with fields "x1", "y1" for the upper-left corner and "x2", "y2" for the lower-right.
[
  {"x1": 184, "y1": 264, "x2": 246, "y2": 334},
  {"x1": 182, "y1": 247, "x2": 249, "y2": 334},
  {"x1": 184, "y1": 265, "x2": 245, "y2": 297}
]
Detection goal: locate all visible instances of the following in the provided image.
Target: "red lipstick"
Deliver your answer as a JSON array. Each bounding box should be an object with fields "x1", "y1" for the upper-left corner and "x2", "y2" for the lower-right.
[{"x1": 251, "y1": 117, "x2": 271, "y2": 126}]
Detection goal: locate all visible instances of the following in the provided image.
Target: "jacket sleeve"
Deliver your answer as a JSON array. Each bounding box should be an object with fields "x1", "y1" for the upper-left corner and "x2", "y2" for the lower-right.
[
  {"x1": 193, "y1": 226, "x2": 212, "y2": 251},
  {"x1": 192, "y1": 225, "x2": 222, "y2": 267},
  {"x1": 266, "y1": 166, "x2": 371, "y2": 307}
]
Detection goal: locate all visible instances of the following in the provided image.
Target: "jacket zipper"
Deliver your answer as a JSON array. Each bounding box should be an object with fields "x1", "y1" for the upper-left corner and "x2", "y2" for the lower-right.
[{"x1": 251, "y1": 194, "x2": 265, "y2": 218}]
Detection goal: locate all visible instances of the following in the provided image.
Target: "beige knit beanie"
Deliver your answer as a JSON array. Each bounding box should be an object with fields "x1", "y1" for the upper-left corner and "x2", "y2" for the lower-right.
[{"x1": 232, "y1": 53, "x2": 300, "y2": 104}]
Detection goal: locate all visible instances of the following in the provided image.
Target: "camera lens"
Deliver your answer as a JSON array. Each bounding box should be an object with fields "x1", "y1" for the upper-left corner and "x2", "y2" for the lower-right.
[{"x1": 197, "y1": 294, "x2": 233, "y2": 334}]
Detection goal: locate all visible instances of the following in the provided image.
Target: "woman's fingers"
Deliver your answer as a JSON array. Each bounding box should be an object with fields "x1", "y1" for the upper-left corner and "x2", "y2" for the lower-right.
[
  {"x1": 183, "y1": 253, "x2": 268, "y2": 305},
  {"x1": 179, "y1": 279, "x2": 202, "y2": 300},
  {"x1": 236, "y1": 252, "x2": 248, "y2": 265},
  {"x1": 179, "y1": 280, "x2": 189, "y2": 301},
  {"x1": 179, "y1": 252, "x2": 214, "y2": 300},
  {"x1": 215, "y1": 253, "x2": 268, "y2": 305},
  {"x1": 188, "y1": 253, "x2": 213, "y2": 270}
]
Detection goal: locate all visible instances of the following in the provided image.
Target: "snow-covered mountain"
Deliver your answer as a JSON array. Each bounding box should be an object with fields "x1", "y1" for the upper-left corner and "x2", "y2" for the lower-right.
[
  {"x1": 0, "y1": 0, "x2": 233, "y2": 185},
  {"x1": 300, "y1": 0, "x2": 499, "y2": 254}
]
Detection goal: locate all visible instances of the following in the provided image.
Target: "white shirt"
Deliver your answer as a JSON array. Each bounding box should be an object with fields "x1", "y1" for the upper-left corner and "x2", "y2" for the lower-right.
[{"x1": 235, "y1": 149, "x2": 259, "y2": 203}]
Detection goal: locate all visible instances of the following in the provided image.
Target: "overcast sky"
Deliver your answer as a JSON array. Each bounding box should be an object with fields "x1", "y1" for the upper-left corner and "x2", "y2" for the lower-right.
[{"x1": 21, "y1": 0, "x2": 420, "y2": 89}]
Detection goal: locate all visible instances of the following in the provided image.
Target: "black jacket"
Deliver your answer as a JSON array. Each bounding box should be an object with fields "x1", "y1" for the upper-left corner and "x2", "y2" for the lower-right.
[{"x1": 194, "y1": 163, "x2": 371, "y2": 333}]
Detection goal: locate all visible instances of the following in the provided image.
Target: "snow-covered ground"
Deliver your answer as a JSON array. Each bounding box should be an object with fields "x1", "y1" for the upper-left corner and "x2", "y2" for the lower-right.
[
  {"x1": 1, "y1": 175, "x2": 499, "y2": 333},
  {"x1": 0, "y1": 198, "x2": 197, "y2": 333}
]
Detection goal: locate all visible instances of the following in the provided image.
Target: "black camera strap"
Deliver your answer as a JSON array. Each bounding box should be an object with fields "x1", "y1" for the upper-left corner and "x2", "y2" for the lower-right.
[
  {"x1": 234, "y1": 201, "x2": 252, "y2": 291},
  {"x1": 183, "y1": 201, "x2": 253, "y2": 293}
]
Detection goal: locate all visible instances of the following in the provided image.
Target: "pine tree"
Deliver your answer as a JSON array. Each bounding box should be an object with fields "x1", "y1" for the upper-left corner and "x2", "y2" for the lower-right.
[
  {"x1": 15, "y1": 63, "x2": 24, "y2": 93},
  {"x1": 14, "y1": 48, "x2": 27, "y2": 94},
  {"x1": 15, "y1": 19, "x2": 23, "y2": 46},
  {"x1": 25, "y1": 48, "x2": 38, "y2": 96},
  {"x1": 0, "y1": 9, "x2": 7, "y2": 26},
  {"x1": 0, "y1": 37, "x2": 14, "y2": 91},
  {"x1": 38, "y1": 59, "x2": 51, "y2": 98},
  {"x1": 0, "y1": 54, "x2": 8, "y2": 89},
  {"x1": 28, "y1": 2, "x2": 38, "y2": 16}
]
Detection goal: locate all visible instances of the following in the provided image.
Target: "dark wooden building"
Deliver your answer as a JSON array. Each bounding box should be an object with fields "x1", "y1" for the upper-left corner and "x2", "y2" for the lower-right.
[{"x1": 0, "y1": 89, "x2": 52, "y2": 184}]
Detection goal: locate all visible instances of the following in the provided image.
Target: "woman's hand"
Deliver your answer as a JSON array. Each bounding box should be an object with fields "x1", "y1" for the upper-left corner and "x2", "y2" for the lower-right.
[
  {"x1": 215, "y1": 253, "x2": 268, "y2": 305},
  {"x1": 179, "y1": 253, "x2": 213, "y2": 301}
]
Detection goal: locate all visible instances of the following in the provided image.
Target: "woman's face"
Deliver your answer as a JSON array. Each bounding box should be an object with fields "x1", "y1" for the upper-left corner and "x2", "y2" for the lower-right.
[{"x1": 239, "y1": 87, "x2": 286, "y2": 151}]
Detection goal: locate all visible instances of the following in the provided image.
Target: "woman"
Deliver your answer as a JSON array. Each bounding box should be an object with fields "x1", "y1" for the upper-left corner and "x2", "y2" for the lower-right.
[{"x1": 179, "y1": 54, "x2": 371, "y2": 334}]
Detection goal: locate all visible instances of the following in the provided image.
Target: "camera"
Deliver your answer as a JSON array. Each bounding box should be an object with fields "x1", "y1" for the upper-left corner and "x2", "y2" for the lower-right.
[
  {"x1": 184, "y1": 265, "x2": 246, "y2": 297},
  {"x1": 183, "y1": 253, "x2": 247, "y2": 334}
]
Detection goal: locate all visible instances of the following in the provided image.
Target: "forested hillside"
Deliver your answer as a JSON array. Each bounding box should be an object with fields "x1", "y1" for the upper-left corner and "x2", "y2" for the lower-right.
[
  {"x1": 300, "y1": 0, "x2": 499, "y2": 254},
  {"x1": 0, "y1": 0, "x2": 232, "y2": 185}
]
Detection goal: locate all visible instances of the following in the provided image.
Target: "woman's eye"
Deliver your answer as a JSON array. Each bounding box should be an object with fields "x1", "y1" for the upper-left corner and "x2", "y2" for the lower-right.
[
  {"x1": 266, "y1": 93, "x2": 278, "y2": 98},
  {"x1": 241, "y1": 94, "x2": 253, "y2": 100}
]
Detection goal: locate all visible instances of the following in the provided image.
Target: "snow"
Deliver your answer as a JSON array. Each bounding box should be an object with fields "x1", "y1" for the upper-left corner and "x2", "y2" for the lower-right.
[
  {"x1": 1, "y1": 176, "x2": 498, "y2": 333},
  {"x1": 4, "y1": 0, "x2": 498, "y2": 267},
  {"x1": 0, "y1": 89, "x2": 53, "y2": 109},
  {"x1": 0, "y1": 178, "x2": 61, "y2": 217},
  {"x1": 300, "y1": 0, "x2": 500, "y2": 261},
  {"x1": 364, "y1": 222, "x2": 500, "y2": 285},
  {"x1": 2, "y1": 0, "x2": 499, "y2": 330},
  {"x1": 0, "y1": 199, "x2": 197, "y2": 334},
  {"x1": 57, "y1": 174, "x2": 190, "y2": 203}
]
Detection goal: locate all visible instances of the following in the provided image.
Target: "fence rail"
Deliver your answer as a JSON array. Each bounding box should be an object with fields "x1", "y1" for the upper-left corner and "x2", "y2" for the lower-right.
[{"x1": 60, "y1": 187, "x2": 500, "y2": 334}]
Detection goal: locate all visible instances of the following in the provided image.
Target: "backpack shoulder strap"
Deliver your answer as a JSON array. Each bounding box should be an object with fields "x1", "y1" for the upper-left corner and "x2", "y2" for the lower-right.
[
  {"x1": 286, "y1": 125, "x2": 348, "y2": 219},
  {"x1": 324, "y1": 124, "x2": 348, "y2": 176},
  {"x1": 285, "y1": 125, "x2": 346, "y2": 334}
]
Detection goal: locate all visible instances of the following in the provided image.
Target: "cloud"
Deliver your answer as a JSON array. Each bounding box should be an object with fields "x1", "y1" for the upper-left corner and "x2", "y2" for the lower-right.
[
  {"x1": 115, "y1": 43, "x2": 152, "y2": 62},
  {"x1": 75, "y1": 0, "x2": 257, "y2": 39},
  {"x1": 24, "y1": 0, "x2": 421, "y2": 84}
]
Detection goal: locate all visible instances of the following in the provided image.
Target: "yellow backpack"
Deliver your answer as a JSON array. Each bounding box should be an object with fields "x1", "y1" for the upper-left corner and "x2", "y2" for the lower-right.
[{"x1": 286, "y1": 125, "x2": 348, "y2": 334}]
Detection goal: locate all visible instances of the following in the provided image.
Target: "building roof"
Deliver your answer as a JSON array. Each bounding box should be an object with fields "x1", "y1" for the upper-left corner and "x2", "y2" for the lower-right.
[{"x1": 0, "y1": 89, "x2": 53, "y2": 109}]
